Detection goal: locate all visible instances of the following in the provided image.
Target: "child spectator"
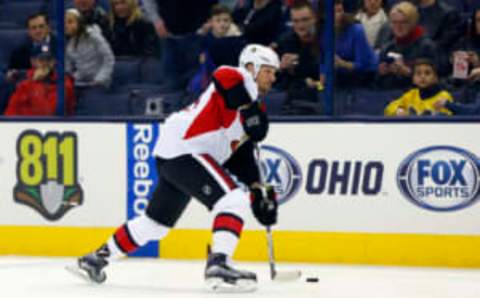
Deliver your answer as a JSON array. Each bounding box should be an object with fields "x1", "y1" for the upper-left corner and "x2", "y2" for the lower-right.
[
  {"x1": 65, "y1": 9, "x2": 115, "y2": 88},
  {"x1": 198, "y1": 4, "x2": 244, "y2": 66},
  {"x1": 4, "y1": 46, "x2": 76, "y2": 116},
  {"x1": 107, "y1": 0, "x2": 159, "y2": 57},
  {"x1": 384, "y1": 59, "x2": 453, "y2": 116},
  {"x1": 189, "y1": 4, "x2": 245, "y2": 94}
]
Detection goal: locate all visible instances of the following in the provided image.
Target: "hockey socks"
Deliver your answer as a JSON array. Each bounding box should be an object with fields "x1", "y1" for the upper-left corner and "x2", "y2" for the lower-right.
[
  {"x1": 212, "y1": 212, "x2": 244, "y2": 256},
  {"x1": 104, "y1": 215, "x2": 170, "y2": 261}
]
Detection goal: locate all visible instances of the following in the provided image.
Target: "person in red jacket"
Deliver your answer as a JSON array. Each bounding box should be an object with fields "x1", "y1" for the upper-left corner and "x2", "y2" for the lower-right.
[{"x1": 4, "y1": 46, "x2": 76, "y2": 116}]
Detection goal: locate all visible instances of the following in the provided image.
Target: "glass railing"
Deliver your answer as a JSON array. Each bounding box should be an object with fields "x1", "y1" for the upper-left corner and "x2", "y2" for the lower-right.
[{"x1": 0, "y1": 0, "x2": 477, "y2": 118}]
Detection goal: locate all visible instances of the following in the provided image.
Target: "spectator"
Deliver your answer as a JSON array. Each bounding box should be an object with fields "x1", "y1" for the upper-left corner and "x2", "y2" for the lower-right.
[
  {"x1": 73, "y1": 0, "x2": 111, "y2": 37},
  {"x1": 4, "y1": 46, "x2": 76, "y2": 116},
  {"x1": 384, "y1": 58, "x2": 453, "y2": 116},
  {"x1": 189, "y1": 4, "x2": 245, "y2": 94},
  {"x1": 273, "y1": 0, "x2": 320, "y2": 112},
  {"x1": 415, "y1": 0, "x2": 464, "y2": 75},
  {"x1": 233, "y1": 0, "x2": 284, "y2": 45},
  {"x1": 107, "y1": 0, "x2": 159, "y2": 57},
  {"x1": 320, "y1": 0, "x2": 378, "y2": 88},
  {"x1": 198, "y1": 4, "x2": 244, "y2": 66},
  {"x1": 450, "y1": 8, "x2": 480, "y2": 83},
  {"x1": 356, "y1": 0, "x2": 388, "y2": 48},
  {"x1": 377, "y1": 1, "x2": 437, "y2": 90},
  {"x1": 65, "y1": 9, "x2": 115, "y2": 88},
  {"x1": 7, "y1": 13, "x2": 56, "y2": 73},
  {"x1": 142, "y1": 0, "x2": 217, "y2": 90}
]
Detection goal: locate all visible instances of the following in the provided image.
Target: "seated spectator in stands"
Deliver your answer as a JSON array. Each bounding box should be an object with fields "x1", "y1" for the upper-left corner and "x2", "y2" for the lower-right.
[
  {"x1": 7, "y1": 13, "x2": 56, "y2": 75},
  {"x1": 415, "y1": 0, "x2": 464, "y2": 75},
  {"x1": 142, "y1": 0, "x2": 216, "y2": 90},
  {"x1": 434, "y1": 100, "x2": 480, "y2": 115},
  {"x1": 320, "y1": 0, "x2": 378, "y2": 88},
  {"x1": 189, "y1": 4, "x2": 245, "y2": 94},
  {"x1": 450, "y1": 7, "x2": 480, "y2": 84},
  {"x1": 233, "y1": 0, "x2": 284, "y2": 45},
  {"x1": 73, "y1": 0, "x2": 110, "y2": 37},
  {"x1": 65, "y1": 9, "x2": 115, "y2": 88},
  {"x1": 384, "y1": 59, "x2": 453, "y2": 116},
  {"x1": 4, "y1": 46, "x2": 76, "y2": 116},
  {"x1": 273, "y1": 0, "x2": 320, "y2": 110},
  {"x1": 107, "y1": 0, "x2": 158, "y2": 56},
  {"x1": 377, "y1": 1, "x2": 437, "y2": 90},
  {"x1": 356, "y1": 0, "x2": 388, "y2": 48},
  {"x1": 198, "y1": 4, "x2": 244, "y2": 66}
]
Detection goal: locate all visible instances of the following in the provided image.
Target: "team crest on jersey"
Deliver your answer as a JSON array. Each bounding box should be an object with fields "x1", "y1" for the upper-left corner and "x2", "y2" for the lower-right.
[{"x1": 13, "y1": 130, "x2": 83, "y2": 221}]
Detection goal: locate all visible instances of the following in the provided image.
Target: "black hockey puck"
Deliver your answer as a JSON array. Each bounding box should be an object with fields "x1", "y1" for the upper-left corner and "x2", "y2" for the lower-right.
[{"x1": 306, "y1": 277, "x2": 319, "y2": 283}]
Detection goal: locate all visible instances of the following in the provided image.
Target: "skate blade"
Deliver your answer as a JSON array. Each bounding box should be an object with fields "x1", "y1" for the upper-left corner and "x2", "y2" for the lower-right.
[
  {"x1": 65, "y1": 265, "x2": 94, "y2": 283},
  {"x1": 205, "y1": 277, "x2": 257, "y2": 293},
  {"x1": 66, "y1": 265, "x2": 106, "y2": 284}
]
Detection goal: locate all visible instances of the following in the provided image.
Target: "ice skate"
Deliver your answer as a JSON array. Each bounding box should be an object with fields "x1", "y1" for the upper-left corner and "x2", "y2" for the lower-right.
[
  {"x1": 204, "y1": 253, "x2": 257, "y2": 292},
  {"x1": 66, "y1": 245, "x2": 109, "y2": 284}
]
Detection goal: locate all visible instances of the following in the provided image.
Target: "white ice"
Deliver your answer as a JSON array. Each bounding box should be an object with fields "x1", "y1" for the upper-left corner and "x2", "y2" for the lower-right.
[{"x1": 1, "y1": 257, "x2": 480, "y2": 298}]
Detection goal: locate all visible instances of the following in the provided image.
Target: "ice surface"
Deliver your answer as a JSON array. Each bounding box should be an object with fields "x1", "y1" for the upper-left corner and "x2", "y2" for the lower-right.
[{"x1": 1, "y1": 257, "x2": 480, "y2": 298}]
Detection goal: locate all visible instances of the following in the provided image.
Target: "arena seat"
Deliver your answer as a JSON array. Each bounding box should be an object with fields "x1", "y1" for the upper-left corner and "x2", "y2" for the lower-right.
[
  {"x1": 350, "y1": 88, "x2": 404, "y2": 116},
  {"x1": 75, "y1": 87, "x2": 130, "y2": 116},
  {"x1": 0, "y1": 29, "x2": 29, "y2": 66},
  {"x1": 111, "y1": 57, "x2": 142, "y2": 91},
  {"x1": 128, "y1": 86, "x2": 186, "y2": 117},
  {"x1": 0, "y1": 2, "x2": 45, "y2": 25},
  {"x1": 139, "y1": 57, "x2": 164, "y2": 84}
]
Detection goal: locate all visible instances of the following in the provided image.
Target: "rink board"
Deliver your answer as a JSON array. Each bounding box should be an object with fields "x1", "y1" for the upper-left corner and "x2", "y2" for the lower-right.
[{"x1": 0, "y1": 121, "x2": 480, "y2": 267}]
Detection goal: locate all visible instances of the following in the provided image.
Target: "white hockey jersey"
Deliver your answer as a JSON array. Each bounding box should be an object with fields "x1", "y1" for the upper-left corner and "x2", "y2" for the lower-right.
[{"x1": 153, "y1": 66, "x2": 258, "y2": 164}]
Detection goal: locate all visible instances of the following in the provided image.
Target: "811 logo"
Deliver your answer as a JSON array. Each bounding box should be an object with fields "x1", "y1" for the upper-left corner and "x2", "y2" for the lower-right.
[
  {"x1": 259, "y1": 145, "x2": 302, "y2": 204},
  {"x1": 14, "y1": 130, "x2": 83, "y2": 220},
  {"x1": 397, "y1": 146, "x2": 480, "y2": 212}
]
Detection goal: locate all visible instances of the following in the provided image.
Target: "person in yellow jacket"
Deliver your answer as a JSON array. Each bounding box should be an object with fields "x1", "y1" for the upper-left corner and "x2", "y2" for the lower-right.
[{"x1": 384, "y1": 59, "x2": 453, "y2": 116}]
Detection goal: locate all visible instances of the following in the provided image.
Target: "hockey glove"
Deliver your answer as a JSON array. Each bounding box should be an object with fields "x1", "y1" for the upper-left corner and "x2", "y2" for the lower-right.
[
  {"x1": 240, "y1": 102, "x2": 269, "y2": 142},
  {"x1": 250, "y1": 185, "x2": 278, "y2": 226}
]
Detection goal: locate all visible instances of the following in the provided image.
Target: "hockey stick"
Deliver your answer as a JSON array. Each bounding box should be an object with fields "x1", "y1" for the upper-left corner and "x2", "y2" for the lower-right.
[{"x1": 254, "y1": 143, "x2": 301, "y2": 282}]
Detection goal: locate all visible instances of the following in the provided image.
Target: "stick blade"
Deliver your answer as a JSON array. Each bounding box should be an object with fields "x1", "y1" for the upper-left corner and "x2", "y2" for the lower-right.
[{"x1": 273, "y1": 270, "x2": 302, "y2": 282}]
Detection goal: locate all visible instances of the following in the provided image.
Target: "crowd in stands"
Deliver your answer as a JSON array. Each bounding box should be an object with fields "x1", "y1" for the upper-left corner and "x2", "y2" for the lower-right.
[{"x1": 0, "y1": 0, "x2": 479, "y2": 117}]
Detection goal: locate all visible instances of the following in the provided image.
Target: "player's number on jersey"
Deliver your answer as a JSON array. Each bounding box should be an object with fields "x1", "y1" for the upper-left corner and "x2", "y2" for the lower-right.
[{"x1": 18, "y1": 133, "x2": 76, "y2": 186}]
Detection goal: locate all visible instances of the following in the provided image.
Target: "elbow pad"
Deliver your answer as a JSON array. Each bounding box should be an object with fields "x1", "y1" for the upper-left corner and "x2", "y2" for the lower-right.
[
  {"x1": 213, "y1": 77, "x2": 252, "y2": 110},
  {"x1": 240, "y1": 103, "x2": 269, "y2": 142}
]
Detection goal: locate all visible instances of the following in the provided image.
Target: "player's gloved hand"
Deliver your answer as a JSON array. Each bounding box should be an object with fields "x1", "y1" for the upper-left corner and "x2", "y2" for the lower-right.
[
  {"x1": 250, "y1": 184, "x2": 278, "y2": 226},
  {"x1": 240, "y1": 102, "x2": 269, "y2": 142}
]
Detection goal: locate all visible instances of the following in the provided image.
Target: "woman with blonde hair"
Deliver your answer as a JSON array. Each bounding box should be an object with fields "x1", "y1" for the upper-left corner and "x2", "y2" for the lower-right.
[
  {"x1": 107, "y1": 0, "x2": 158, "y2": 56},
  {"x1": 65, "y1": 8, "x2": 115, "y2": 87},
  {"x1": 376, "y1": 1, "x2": 438, "y2": 90}
]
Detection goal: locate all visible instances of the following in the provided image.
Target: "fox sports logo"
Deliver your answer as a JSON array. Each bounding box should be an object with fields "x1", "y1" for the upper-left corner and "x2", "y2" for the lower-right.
[
  {"x1": 397, "y1": 146, "x2": 480, "y2": 212},
  {"x1": 260, "y1": 145, "x2": 302, "y2": 205}
]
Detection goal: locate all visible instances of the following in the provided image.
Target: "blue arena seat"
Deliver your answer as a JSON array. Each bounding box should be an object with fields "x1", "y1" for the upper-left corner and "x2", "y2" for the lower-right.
[
  {"x1": 111, "y1": 57, "x2": 142, "y2": 91},
  {"x1": 128, "y1": 86, "x2": 186, "y2": 117},
  {"x1": 139, "y1": 57, "x2": 164, "y2": 84},
  {"x1": 0, "y1": 29, "x2": 29, "y2": 66},
  {"x1": 0, "y1": 2, "x2": 45, "y2": 25},
  {"x1": 350, "y1": 88, "x2": 404, "y2": 116},
  {"x1": 75, "y1": 87, "x2": 130, "y2": 116}
]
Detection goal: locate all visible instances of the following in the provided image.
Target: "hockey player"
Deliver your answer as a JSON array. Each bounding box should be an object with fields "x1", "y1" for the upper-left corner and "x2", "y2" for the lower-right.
[{"x1": 72, "y1": 44, "x2": 280, "y2": 292}]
